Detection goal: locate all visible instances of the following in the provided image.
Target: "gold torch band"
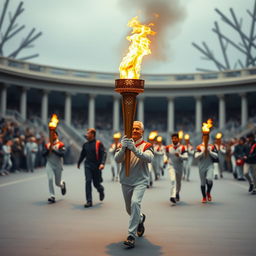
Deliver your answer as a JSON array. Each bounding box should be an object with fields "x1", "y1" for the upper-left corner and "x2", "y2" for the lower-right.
[
  {"x1": 203, "y1": 133, "x2": 209, "y2": 155},
  {"x1": 115, "y1": 79, "x2": 144, "y2": 176}
]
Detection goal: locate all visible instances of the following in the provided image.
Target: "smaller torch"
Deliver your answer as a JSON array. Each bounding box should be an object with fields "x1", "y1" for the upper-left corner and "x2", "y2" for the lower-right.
[
  {"x1": 215, "y1": 132, "x2": 222, "y2": 150},
  {"x1": 178, "y1": 130, "x2": 184, "y2": 144},
  {"x1": 48, "y1": 114, "x2": 59, "y2": 150},
  {"x1": 184, "y1": 134, "x2": 190, "y2": 146},
  {"x1": 202, "y1": 119, "x2": 213, "y2": 155}
]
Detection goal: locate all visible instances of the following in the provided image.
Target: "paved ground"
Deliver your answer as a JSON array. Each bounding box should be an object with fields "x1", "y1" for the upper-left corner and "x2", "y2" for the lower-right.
[{"x1": 0, "y1": 164, "x2": 256, "y2": 256}]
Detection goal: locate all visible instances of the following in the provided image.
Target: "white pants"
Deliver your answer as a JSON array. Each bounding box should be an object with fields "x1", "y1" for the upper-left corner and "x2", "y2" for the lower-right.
[
  {"x1": 244, "y1": 163, "x2": 256, "y2": 188},
  {"x1": 213, "y1": 162, "x2": 220, "y2": 176},
  {"x1": 168, "y1": 165, "x2": 182, "y2": 198},
  {"x1": 46, "y1": 163, "x2": 64, "y2": 197},
  {"x1": 122, "y1": 183, "x2": 147, "y2": 238}
]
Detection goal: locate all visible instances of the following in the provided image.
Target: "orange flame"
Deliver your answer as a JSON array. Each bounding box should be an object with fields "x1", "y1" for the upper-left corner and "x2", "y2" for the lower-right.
[
  {"x1": 156, "y1": 136, "x2": 162, "y2": 143},
  {"x1": 202, "y1": 119, "x2": 213, "y2": 133},
  {"x1": 215, "y1": 132, "x2": 222, "y2": 139},
  {"x1": 184, "y1": 134, "x2": 190, "y2": 140},
  {"x1": 149, "y1": 131, "x2": 158, "y2": 141},
  {"x1": 119, "y1": 16, "x2": 156, "y2": 79},
  {"x1": 48, "y1": 114, "x2": 59, "y2": 129},
  {"x1": 178, "y1": 130, "x2": 184, "y2": 140},
  {"x1": 113, "y1": 132, "x2": 121, "y2": 139}
]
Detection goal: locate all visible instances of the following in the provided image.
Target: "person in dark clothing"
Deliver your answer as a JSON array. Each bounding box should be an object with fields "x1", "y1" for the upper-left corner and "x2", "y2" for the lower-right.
[
  {"x1": 234, "y1": 137, "x2": 246, "y2": 180},
  {"x1": 243, "y1": 133, "x2": 256, "y2": 194},
  {"x1": 77, "y1": 128, "x2": 107, "y2": 208}
]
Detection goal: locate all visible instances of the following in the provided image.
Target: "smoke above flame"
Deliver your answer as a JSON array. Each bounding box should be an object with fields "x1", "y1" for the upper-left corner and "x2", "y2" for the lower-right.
[{"x1": 118, "y1": 0, "x2": 186, "y2": 62}]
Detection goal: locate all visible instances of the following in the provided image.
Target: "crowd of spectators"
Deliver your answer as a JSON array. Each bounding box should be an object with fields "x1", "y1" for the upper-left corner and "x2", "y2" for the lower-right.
[{"x1": 0, "y1": 118, "x2": 47, "y2": 176}]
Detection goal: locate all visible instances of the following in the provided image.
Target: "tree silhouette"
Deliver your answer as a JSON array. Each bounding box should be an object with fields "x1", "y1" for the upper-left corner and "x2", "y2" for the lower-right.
[
  {"x1": 192, "y1": 0, "x2": 256, "y2": 72},
  {"x1": 0, "y1": 0, "x2": 42, "y2": 60}
]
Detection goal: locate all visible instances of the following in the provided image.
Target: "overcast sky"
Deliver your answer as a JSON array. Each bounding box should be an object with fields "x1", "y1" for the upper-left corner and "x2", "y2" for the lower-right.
[{"x1": 2, "y1": 0, "x2": 254, "y2": 74}]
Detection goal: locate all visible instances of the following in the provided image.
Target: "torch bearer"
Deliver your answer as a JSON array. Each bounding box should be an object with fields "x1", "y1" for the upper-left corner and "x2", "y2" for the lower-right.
[
  {"x1": 184, "y1": 134, "x2": 190, "y2": 146},
  {"x1": 48, "y1": 114, "x2": 59, "y2": 150},
  {"x1": 215, "y1": 132, "x2": 222, "y2": 150},
  {"x1": 201, "y1": 119, "x2": 213, "y2": 156},
  {"x1": 115, "y1": 16, "x2": 155, "y2": 176}
]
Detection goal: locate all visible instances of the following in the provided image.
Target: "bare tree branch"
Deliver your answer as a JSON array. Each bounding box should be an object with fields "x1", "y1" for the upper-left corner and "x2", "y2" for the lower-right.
[{"x1": 0, "y1": 0, "x2": 42, "y2": 59}]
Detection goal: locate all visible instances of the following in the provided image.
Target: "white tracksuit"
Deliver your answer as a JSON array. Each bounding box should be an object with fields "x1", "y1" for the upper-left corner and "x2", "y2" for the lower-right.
[
  {"x1": 166, "y1": 143, "x2": 188, "y2": 198},
  {"x1": 194, "y1": 144, "x2": 218, "y2": 185},
  {"x1": 1, "y1": 145, "x2": 12, "y2": 173},
  {"x1": 109, "y1": 142, "x2": 121, "y2": 181},
  {"x1": 24, "y1": 142, "x2": 38, "y2": 172},
  {"x1": 115, "y1": 138, "x2": 154, "y2": 238},
  {"x1": 44, "y1": 140, "x2": 66, "y2": 197},
  {"x1": 183, "y1": 144, "x2": 194, "y2": 180}
]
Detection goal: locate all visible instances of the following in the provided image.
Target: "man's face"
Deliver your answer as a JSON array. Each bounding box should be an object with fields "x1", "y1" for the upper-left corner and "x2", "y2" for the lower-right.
[
  {"x1": 86, "y1": 129, "x2": 95, "y2": 141},
  {"x1": 247, "y1": 136, "x2": 254, "y2": 143},
  {"x1": 239, "y1": 139, "x2": 244, "y2": 145},
  {"x1": 172, "y1": 136, "x2": 179, "y2": 145},
  {"x1": 132, "y1": 123, "x2": 144, "y2": 141},
  {"x1": 52, "y1": 133, "x2": 58, "y2": 141}
]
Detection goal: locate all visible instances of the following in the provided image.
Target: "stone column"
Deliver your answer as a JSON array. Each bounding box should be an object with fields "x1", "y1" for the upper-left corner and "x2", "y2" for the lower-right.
[
  {"x1": 41, "y1": 90, "x2": 49, "y2": 124},
  {"x1": 241, "y1": 93, "x2": 248, "y2": 127},
  {"x1": 137, "y1": 96, "x2": 144, "y2": 124},
  {"x1": 167, "y1": 96, "x2": 175, "y2": 133},
  {"x1": 218, "y1": 94, "x2": 226, "y2": 129},
  {"x1": 65, "y1": 92, "x2": 72, "y2": 126},
  {"x1": 88, "y1": 94, "x2": 96, "y2": 128},
  {"x1": 0, "y1": 85, "x2": 7, "y2": 116},
  {"x1": 195, "y1": 96, "x2": 202, "y2": 132},
  {"x1": 20, "y1": 87, "x2": 27, "y2": 120},
  {"x1": 113, "y1": 95, "x2": 120, "y2": 131}
]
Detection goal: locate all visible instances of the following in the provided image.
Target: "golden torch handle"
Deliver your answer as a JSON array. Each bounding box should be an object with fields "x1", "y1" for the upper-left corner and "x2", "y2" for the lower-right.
[
  {"x1": 115, "y1": 79, "x2": 144, "y2": 177},
  {"x1": 122, "y1": 93, "x2": 137, "y2": 176},
  {"x1": 203, "y1": 133, "x2": 209, "y2": 156},
  {"x1": 49, "y1": 128, "x2": 55, "y2": 151}
]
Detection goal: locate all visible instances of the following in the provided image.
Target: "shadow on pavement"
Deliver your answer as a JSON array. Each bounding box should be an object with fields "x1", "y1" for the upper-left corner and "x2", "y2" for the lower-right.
[
  {"x1": 70, "y1": 202, "x2": 103, "y2": 210},
  {"x1": 105, "y1": 237, "x2": 163, "y2": 256},
  {"x1": 32, "y1": 199, "x2": 64, "y2": 206}
]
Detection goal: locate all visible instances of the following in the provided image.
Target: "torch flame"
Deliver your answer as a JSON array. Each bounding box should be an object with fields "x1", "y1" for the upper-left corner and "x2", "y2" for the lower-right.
[
  {"x1": 113, "y1": 132, "x2": 121, "y2": 139},
  {"x1": 184, "y1": 134, "x2": 190, "y2": 140},
  {"x1": 202, "y1": 119, "x2": 213, "y2": 133},
  {"x1": 215, "y1": 132, "x2": 222, "y2": 139},
  {"x1": 119, "y1": 16, "x2": 156, "y2": 79},
  {"x1": 149, "y1": 131, "x2": 158, "y2": 141},
  {"x1": 178, "y1": 130, "x2": 184, "y2": 140},
  {"x1": 48, "y1": 114, "x2": 59, "y2": 129},
  {"x1": 156, "y1": 136, "x2": 162, "y2": 143}
]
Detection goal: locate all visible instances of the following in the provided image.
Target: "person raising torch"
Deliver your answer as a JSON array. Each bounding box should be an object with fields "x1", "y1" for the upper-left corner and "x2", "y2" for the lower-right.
[
  {"x1": 194, "y1": 119, "x2": 218, "y2": 203},
  {"x1": 115, "y1": 121, "x2": 154, "y2": 248}
]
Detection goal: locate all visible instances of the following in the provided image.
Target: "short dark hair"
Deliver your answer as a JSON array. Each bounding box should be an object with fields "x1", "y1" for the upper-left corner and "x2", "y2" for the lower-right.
[
  {"x1": 171, "y1": 133, "x2": 179, "y2": 138},
  {"x1": 246, "y1": 133, "x2": 255, "y2": 139},
  {"x1": 88, "y1": 128, "x2": 96, "y2": 137},
  {"x1": 239, "y1": 137, "x2": 246, "y2": 143}
]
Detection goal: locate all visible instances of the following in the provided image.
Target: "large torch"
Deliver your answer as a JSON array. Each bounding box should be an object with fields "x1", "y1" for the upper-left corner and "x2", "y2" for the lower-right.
[
  {"x1": 115, "y1": 16, "x2": 155, "y2": 176},
  {"x1": 202, "y1": 119, "x2": 213, "y2": 155},
  {"x1": 48, "y1": 114, "x2": 59, "y2": 149}
]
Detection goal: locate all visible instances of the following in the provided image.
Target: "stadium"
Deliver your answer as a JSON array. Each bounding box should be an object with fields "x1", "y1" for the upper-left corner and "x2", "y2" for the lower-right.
[{"x1": 0, "y1": 0, "x2": 256, "y2": 255}]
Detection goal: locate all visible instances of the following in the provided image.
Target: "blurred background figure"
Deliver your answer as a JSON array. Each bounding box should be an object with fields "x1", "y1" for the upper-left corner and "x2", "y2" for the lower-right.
[
  {"x1": 24, "y1": 136, "x2": 38, "y2": 172},
  {"x1": 214, "y1": 133, "x2": 226, "y2": 179},
  {"x1": 11, "y1": 137, "x2": 23, "y2": 173},
  {"x1": 233, "y1": 137, "x2": 246, "y2": 181},
  {"x1": 1, "y1": 139, "x2": 13, "y2": 176},
  {"x1": 155, "y1": 136, "x2": 166, "y2": 177},
  {"x1": 109, "y1": 132, "x2": 122, "y2": 182},
  {"x1": 183, "y1": 134, "x2": 194, "y2": 181}
]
